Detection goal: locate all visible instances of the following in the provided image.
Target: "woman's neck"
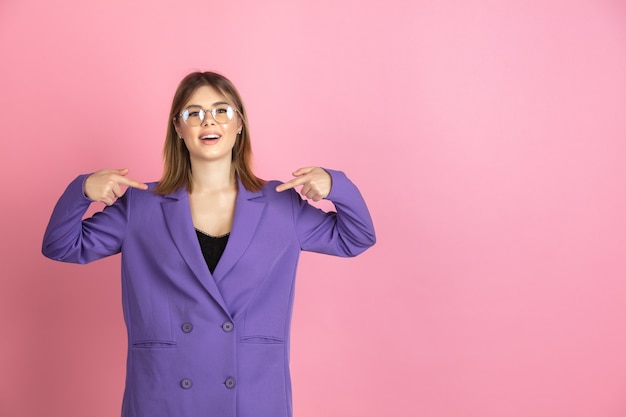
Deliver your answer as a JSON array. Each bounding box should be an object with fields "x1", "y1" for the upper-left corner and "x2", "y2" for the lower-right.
[{"x1": 189, "y1": 159, "x2": 236, "y2": 194}]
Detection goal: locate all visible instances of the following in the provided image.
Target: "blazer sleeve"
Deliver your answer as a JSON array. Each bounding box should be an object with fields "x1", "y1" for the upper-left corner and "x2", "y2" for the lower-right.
[
  {"x1": 291, "y1": 169, "x2": 376, "y2": 257},
  {"x1": 42, "y1": 174, "x2": 130, "y2": 264}
]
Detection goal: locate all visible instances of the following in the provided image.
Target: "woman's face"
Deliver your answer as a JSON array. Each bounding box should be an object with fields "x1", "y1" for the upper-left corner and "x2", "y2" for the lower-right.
[{"x1": 175, "y1": 85, "x2": 242, "y2": 166}]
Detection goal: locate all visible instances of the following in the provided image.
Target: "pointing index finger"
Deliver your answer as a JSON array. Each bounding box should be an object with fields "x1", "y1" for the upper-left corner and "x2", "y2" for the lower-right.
[
  {"x1": 275, "y1": 176, "x2": 307, "y2": 193},
  {"x1": 276, "y1": 167, "x2": 315, "y2": 193},
  {"x1": 117, "y1": 175, "x2": 149, "y2": 190}
]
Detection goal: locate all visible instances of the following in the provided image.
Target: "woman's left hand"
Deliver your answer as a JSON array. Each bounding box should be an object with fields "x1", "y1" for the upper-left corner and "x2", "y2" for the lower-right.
[{"x1": 275, "y1": 167, "x2": 332, "y2": 201}]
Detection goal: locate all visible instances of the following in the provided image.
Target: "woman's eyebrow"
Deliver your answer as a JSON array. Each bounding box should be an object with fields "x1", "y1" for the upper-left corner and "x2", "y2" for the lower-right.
[{"x1": 186, "y1": 101, "x2": 230, "y2": 108}]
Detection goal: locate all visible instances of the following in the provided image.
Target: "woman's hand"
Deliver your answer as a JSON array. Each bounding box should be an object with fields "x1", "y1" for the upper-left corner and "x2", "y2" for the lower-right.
[
  {"x1": 84, "y1": 168, "x2": 148, "y2": 206},
  {"x1": 275, "y1": 167, "x2": 332, "y2": 202}
]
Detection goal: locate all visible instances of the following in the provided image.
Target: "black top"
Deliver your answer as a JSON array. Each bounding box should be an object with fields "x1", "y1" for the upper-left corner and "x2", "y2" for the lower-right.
[{"x1": 195, "y1": 229, "x2": 230, "y2": 274}]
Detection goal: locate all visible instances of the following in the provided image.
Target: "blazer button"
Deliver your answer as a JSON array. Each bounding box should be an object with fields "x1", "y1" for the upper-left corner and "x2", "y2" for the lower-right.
[
  {"x1": 180, "y1": 378, "x2": 193, "y2": 389},
  {"x1": 224, "y1": 377, "x2": 236, "y2": 389},
  {"x1": 221, "y1": 321, "x2": 234, "y2": 332},
  {"x1": 181, "y1": 323, "x2": 193, "y2": 333}
]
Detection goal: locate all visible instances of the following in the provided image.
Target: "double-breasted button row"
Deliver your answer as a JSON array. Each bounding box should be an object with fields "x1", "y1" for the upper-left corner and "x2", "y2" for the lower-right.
[
  {"x1": 179, "y1": 378, "x2": 236, "y2": 390},
  {"x1": 181, "y1": 322, "x2": 233, "y2": 333}
]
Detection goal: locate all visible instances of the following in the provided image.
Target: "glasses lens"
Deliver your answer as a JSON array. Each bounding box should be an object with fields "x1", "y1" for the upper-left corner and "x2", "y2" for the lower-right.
[
  {"x1": 182, "y1": 106, "x2": 204, "y2": 126},
  {"x1": 212, "y1": 104, "x2": 235, "y2": 124}
]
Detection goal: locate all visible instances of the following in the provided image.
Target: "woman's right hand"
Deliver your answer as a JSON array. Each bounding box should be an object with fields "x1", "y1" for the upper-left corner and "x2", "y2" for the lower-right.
[{"x1": 84, "y1": 168, "x2": 148, "y2": 206}]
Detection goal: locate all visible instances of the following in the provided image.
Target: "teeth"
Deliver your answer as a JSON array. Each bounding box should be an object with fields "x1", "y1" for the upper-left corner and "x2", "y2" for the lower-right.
[{"x1": 201, "y1": 134, "x2": 220, "y2": 139}]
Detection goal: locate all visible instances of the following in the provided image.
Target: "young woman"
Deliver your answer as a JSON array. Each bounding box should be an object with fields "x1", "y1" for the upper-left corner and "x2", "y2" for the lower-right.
[{"x1": 42, "y1": 71, "x2": 375, "y2": 417}]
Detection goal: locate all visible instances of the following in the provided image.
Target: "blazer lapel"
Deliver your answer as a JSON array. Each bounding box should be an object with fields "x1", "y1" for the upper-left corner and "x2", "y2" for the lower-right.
[
  {"x1": 160, "y1": 188, "x2": 231, "y2": 316},
  {"x1": 212, "y1": 180, "x2": 267, "y2": 280}
]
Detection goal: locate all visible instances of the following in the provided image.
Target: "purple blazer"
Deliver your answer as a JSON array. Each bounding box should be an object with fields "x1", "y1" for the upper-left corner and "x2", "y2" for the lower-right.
[{"x1": 42, "y1": 169, "x2": 375, "y2": 417}]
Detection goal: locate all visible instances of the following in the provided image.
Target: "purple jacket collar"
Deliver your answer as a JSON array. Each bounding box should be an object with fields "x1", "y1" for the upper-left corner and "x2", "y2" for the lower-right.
[{"x1": 160, "y1": 179, "x2": 267, "y2": 318}]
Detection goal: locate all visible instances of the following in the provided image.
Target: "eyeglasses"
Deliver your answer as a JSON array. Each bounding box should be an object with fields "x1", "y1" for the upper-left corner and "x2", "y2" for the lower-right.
[{"x1": 178, "y1": 103, "x2": 239, "y2": 126}]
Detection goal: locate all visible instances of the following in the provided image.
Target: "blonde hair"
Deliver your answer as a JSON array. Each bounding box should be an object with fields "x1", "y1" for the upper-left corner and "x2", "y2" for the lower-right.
[{"x1": 154, "y1": 71, "x2": 265, "y2": 195}]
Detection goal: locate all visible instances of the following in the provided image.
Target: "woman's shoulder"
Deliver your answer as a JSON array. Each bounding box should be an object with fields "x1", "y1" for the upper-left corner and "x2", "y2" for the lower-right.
[{"x1": 260, "y1": 179, "x2": 293, "y2": 200}]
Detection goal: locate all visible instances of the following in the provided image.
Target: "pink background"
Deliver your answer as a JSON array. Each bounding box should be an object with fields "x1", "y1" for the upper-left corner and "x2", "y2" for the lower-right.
[{"x1": 1, "y1": 0, "x2": 626, "y2": 416}]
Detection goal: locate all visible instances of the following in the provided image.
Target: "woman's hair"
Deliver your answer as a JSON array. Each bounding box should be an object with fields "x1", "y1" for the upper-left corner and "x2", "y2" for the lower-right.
[{"x1": 154, "y1": 71, "x2": 265, "y2": 195}]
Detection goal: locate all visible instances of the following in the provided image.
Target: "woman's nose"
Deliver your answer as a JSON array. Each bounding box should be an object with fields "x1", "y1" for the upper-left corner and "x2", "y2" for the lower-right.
[{"x1": 202, "y1": 112, "x2": 217, "y2": 126}]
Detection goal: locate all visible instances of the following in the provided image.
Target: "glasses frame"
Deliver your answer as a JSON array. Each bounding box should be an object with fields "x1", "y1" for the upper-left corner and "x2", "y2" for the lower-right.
[{"x1": 177, "y1": 103, "x2": 241, "y2": 127}]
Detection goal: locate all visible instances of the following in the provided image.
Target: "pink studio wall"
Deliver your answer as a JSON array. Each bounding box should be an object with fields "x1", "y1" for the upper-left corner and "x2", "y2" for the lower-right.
[{"x1": 1, "y1": 0, "x2": 626, "y2": 416}]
